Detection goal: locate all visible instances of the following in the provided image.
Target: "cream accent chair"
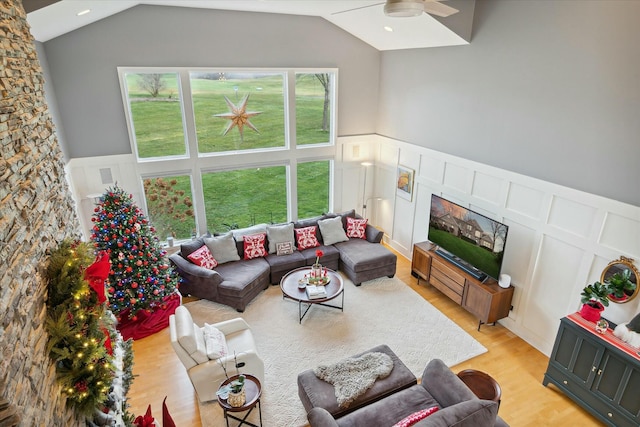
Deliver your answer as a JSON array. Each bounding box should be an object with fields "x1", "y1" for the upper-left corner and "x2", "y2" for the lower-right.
[{"x1": 169, "y1": 305, "x2": 265, "y2": 402}]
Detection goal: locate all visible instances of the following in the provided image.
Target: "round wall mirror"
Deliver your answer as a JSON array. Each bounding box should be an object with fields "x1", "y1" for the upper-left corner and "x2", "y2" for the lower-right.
[{"x1": 601, "y1": 256, "x2": 639, "y2": 303}]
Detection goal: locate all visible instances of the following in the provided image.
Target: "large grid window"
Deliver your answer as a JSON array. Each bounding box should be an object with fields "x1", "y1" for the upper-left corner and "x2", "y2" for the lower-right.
[
  {"x1": 296, "y1": 73, "x2": 332, "y2": 146},
  {"x1": 297, "y1": 160, "x2": 330, "y2": 219},
  {"x1": 191, "y1": 72, "x2": 286, "y2": 153},
  {"x1": 124, "y1": 72, "x2": 187, "y2": 159},
  {"x1": 119, "y1": 67, "x2": 337, "y2": 241},
  {"x1": 202, "y1": 166, "x2": 288, "y2": 234},
  {"x1": 142, "y1": 175, "x2": 195, "y2": 240}
]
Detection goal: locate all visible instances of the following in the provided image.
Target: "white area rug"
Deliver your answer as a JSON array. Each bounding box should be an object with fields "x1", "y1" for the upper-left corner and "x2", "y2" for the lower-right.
[{"x1": 188, "y1": 275, "x2": 487, "y2": 427}]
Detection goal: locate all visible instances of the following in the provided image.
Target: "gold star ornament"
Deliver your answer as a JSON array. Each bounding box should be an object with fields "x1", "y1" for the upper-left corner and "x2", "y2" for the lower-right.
[{"x1": 213, "y1": 94, "x2": 262, "y2": 140}]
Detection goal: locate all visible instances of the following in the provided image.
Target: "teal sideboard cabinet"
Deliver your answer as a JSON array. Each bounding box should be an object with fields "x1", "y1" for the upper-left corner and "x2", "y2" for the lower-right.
[{"x1": 543, "y1": 316, "x2": 640, "y2": 427}]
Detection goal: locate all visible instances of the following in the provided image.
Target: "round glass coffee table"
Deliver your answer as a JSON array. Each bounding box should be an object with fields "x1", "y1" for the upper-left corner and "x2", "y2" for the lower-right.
[
  {"x1": 280, "y1": 266, "x2": 344, "y2": 323},
  {"x1": 217, "y1": 374, "x2": 262, "y2": 427}
]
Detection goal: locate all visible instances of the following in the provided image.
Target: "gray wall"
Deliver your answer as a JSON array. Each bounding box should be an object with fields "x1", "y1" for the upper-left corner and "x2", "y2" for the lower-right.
[
  {"x1": 42, "y1": 5, "x2": 380, "y2": 158},
  {"x1": 377, "y1": 0, "x2": 640, "y2": 207}
]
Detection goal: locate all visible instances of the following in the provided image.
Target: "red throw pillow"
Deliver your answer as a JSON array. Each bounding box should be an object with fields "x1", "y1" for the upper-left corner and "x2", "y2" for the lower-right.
[
  {"x1": 392, "y1": 407, "x2": 439, "y2": 427},
  {"x1": 187, "y1": 245, "x2": 218, "y2": 269},
  {"x1": 346, "y1": 217, "x2": 368, "y2": 239},
  {"x1": 243, "y1": 233, "x2": 267, "y2": 260},
  {"x1": 295, "y1": 226, "x2": 320, "y2": 250}
]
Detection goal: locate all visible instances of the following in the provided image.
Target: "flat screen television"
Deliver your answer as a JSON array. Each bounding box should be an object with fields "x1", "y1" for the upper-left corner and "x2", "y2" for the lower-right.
[{"x1": 428, "y1": 194, "x2": 509, "y2": 281}]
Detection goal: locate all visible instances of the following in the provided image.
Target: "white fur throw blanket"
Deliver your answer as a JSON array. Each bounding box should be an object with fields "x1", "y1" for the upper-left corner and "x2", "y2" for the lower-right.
[
  {"x1": 614, "y1": 324, "x2": 640, "y2": 348},
  {"x1": 314, "y1": 352, "x2": 394, "y2": 408}
]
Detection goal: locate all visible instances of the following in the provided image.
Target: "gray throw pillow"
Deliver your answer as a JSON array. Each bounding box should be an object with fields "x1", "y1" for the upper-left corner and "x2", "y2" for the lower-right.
[
  {"x1": 204, "y1": 232, "x2": 240, "y2": 264},
  {"x1": 318, "y1": 216, "x2": 349, "y2": 246},
  {"x1": 266, "y1": 223, "x2": 295, "y2": 254},
  {"x1": 232, "y1": 223, "x2": 267, "y2": 240}
]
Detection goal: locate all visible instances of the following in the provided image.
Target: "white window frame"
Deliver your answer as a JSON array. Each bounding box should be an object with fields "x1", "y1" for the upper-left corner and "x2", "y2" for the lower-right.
[{"x1": 117, "y1": 67, "x2": 338, "y2": 237}]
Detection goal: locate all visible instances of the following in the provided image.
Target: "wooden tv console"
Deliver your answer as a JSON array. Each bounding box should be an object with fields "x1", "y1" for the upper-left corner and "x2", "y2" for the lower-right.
[{"x1": 411, "y1": 241, "x2": 514, "y2": 330}]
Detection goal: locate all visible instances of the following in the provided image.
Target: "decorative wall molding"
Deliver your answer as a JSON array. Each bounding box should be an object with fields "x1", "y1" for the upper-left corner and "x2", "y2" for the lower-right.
[{"x1": 339, "y1": 134, "x2": 640, "y2": 356}]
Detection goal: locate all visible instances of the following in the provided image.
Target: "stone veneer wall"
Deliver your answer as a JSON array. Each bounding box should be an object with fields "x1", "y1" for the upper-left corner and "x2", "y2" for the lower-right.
[{"x1": 0, "y1": 1, "x2": 84, "y2": 425}]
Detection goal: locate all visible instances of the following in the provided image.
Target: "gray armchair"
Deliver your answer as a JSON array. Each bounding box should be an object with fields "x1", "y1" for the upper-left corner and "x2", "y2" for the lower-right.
[{"x1": 307, "y1": 359, "x2": 509, "y2": 427}]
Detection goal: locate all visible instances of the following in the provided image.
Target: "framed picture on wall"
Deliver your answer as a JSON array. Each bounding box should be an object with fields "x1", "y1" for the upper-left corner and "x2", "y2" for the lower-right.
[{"x1": 396, "y1": 165, "x2": 415, "y2": 201}]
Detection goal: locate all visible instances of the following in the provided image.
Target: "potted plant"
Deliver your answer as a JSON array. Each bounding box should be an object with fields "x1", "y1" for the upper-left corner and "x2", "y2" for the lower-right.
[
  {"x1": 605, "y1": 269, "x2": 635, "y2": 302},
  {"x1": 580, "y1": 281, "x2": 610, "y2": 322},
  {"x1": 217, "y1": 352, "x2": 247, "y2": 407},
  {"x1": 227, "y1": 374, "x2": 246, "y2": 407}
]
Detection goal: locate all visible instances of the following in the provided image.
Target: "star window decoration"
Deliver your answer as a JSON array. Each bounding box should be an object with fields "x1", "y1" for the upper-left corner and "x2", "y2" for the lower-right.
[{"x1": 213, "y1": 94, "x2": 262, "y2": 141}]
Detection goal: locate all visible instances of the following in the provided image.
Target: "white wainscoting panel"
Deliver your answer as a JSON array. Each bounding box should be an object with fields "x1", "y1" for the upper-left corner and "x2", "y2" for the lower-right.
[
  {"x1": 600, "y1": 212, "x2": 640, "y2": 255},
  {"x1": 442, "y1": 162, "x2": 469, "y2": 194},
  {"x1": 548, "y1": 196, "x2": 597, "y2": 238},
  {"x1": 412, "y1": 182, "x2": 432, "y2": 245},
  {"x1": 340, "y1": 164, "x2": 361, "y2": 216},
  {"x1": 471, "y1": 171, "x2": 503, "y2": 206},
  {"x1": 500, "y1": 220, "x2": 537, "y2": 319},
  {"x1": 378, "y1": 143, "x2": 399, "y2": 168},
  {"x1": 524, "y1": 236, "x2": 585, "y2": 347},
  {"x1": 392, "y1": 196, "x2": 416, "y2": 254},
  {"x1": 505, "y1": 182, "x2": 546, "y2": 221},
  {"x1": 420, "y1": 155, "x2": 445, "y2": 185}
]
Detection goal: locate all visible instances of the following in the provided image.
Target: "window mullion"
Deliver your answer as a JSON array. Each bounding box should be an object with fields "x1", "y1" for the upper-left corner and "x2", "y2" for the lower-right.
[
  {"x1": 180, "y1": 71, "x2": 199, "y2": 159},
  {"x1": 180, "y1": 71, "x2": 207, "y2": 235},
  {"x1": 287, "y1": 71, "x2": 297, "y2": 220}
]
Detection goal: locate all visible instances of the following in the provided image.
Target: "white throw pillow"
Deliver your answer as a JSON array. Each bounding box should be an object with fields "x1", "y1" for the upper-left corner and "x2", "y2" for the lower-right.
[
  {"x1": 266, "y1": 222, "x2": 295, "y2": 254},
  {"x1": 204, "y1": 232, "x2": 240, "y2": 264},
  {"x1": 203, "y1": 323, "x2": 229, "y2": 360},
  {"x1": 318, "y1": 216, "x2": 349, "y2": 246}
]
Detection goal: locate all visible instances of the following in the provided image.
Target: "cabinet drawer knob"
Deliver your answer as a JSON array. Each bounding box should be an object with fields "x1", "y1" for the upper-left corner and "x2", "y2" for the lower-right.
[
  {"x1": 608, "y1": 413, "x2": 613, "y2": 418},
  {"x1": 563, "y1": 380, "x2": 568, "y2": 385},
  {"x1": 598, "y1": 369, "x2": 602, "y2": 375},
  {"x1": 591, "y1": 366, "x2": 596, "y2": 372}
]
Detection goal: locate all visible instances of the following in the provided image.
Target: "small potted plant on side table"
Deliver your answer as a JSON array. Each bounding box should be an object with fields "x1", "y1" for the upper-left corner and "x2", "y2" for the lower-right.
[
  {"x1": 580, "y1": 281, "x2": 610, "y2": 322},
  {"x1": 227, "y1": 374, "x2": 246, "y2": 407}
]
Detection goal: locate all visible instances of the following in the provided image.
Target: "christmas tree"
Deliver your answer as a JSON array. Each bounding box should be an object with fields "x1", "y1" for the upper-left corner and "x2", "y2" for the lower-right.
[
  {"x1": 45, "y1": 240, "x2": 135, "y2": 423},
  {"x1": 91, "y1": 185, "x2": 179, "y2": 322}
]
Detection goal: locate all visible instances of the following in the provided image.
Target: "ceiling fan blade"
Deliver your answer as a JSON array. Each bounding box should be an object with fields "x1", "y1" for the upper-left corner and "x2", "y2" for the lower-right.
[
  {"x1": 331, "y1": 2, "x2": 385, "y2": 16},
  {"x1": 422, "y1": 0, "x2": 459, "y2": 17}
]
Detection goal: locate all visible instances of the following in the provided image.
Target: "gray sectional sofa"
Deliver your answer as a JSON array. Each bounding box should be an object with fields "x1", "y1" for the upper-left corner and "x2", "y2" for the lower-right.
[{"x1": 168, "y1": 210, "x2": 397, "y2": 311}]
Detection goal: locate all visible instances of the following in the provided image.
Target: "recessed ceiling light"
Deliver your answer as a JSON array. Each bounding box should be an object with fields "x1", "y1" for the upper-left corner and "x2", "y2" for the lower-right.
[
  {"x1": 77, "y1": 9, "x2": 91, "y2": 16},
  {"x1": 384, "y1": 26, "x2": 393, "y2": 32}
]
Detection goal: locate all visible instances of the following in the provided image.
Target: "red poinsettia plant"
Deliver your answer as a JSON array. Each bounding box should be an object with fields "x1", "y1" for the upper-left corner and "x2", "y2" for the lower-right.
[{"x1": 315, "y1": 249, "x2": 324, "y2": 265}]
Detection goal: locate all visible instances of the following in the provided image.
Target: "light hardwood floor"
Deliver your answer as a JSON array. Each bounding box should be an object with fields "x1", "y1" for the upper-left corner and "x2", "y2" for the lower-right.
[{"x1": 128, "y1": 250, "x2": 603, "y2": 426}]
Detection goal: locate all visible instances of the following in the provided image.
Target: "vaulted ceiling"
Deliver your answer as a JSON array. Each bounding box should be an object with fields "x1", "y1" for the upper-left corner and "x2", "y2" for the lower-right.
[{"x1": 24, "y1": 0, "x2": 475, "y2": 50}]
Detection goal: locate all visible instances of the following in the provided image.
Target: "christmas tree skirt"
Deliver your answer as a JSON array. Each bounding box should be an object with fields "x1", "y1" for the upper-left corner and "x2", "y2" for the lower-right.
[{"x1": 117, "y1": 293, "x2": 181, "y2": 340}]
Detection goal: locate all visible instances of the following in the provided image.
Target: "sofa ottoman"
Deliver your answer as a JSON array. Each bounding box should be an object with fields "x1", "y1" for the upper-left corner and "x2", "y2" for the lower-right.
[
  {"x1": 335, "y1": 239, "x2": 397, "y2": 286},
  {"x1": 298, "y1": 344, "x2": 417, "y2": 419}
]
